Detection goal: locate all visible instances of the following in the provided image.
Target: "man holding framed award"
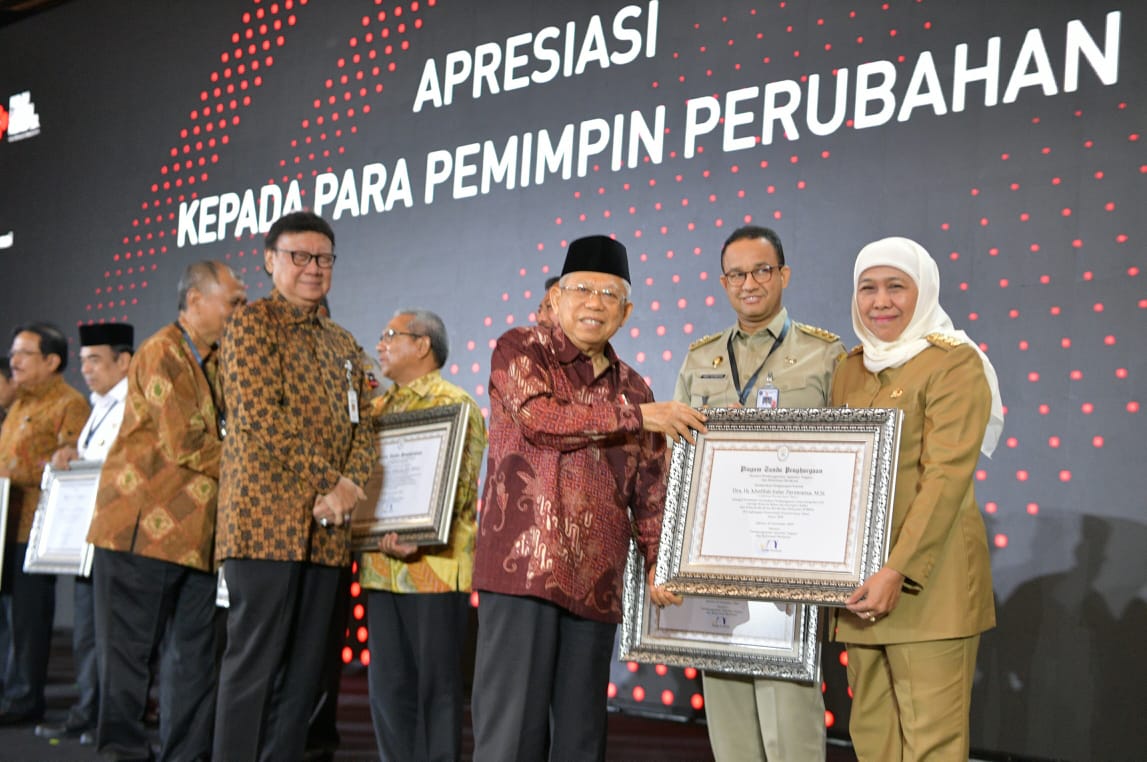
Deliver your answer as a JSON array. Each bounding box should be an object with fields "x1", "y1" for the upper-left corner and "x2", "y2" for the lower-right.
[
  {"x1": 0, "y1": 322, "x2": 89, "y2": 726},
  {"x1": 673, "y1": 226, "x2": 844, "y2": 762},
  {"x1": 359, "y1": 308, "x2": 487, "y2": 762},
  {"x1": 470, "y1": 235, "x2": 706, "y2": 761},
  {"x1": 34, "y1": 322, "x2": 133, "y2": 746}
]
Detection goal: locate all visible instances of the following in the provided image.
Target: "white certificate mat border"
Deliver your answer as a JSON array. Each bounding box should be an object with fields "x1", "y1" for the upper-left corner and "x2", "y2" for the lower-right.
[
  {"x1": 24, "y1": 461, "x2": 103, "y2": 577},
  {"x1": 655, "y1": 407, "x2": 901, "y2": 605},
  {"x1": 620, "y1": 543, "x2": 820, "y2": 682}
]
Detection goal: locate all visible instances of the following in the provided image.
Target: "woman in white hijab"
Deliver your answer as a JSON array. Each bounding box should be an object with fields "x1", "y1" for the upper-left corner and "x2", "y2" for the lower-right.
[{"x1": 831, "y1": 236, "x2": 1003, "y2": 761}]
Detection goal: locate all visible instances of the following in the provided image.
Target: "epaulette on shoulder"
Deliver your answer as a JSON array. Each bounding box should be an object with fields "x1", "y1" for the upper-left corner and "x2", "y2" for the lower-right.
[
  {"x1": 926, "y1": 332, "x2": 964, "y2": 350},
  {"x1": 689, "y1": 332, "x2": 722, "y2": 351},
  {"x1": 795, "y1": 322, "x2": 840, "y2": 343},
  {"x1": 848, "y1": 344, "x2": 864, "y2": 356}
]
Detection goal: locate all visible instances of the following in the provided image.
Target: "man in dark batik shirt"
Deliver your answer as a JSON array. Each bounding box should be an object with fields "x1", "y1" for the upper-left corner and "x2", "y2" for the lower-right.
[{"x1": 470, "y1": 235, "x2": 707, "y2": 762}]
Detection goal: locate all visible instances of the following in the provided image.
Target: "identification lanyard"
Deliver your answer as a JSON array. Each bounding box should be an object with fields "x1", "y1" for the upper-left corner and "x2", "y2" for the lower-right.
[
  {"x1": 346, "y1": 360, "x2": 360, "y2": 424},
  {"x1": 178, "y1": 323, "x2": 225, "y2": 433},
  {"x1": 727, "y1": 317, "x2": 790, "y2": 407},
  {"x1": 83, "y1": 400, "x2": 122, "y2": 449}
]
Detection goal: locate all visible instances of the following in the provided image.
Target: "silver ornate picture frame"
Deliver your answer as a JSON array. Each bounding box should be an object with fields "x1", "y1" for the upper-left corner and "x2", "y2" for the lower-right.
[
  {"x1": 351, "y1": 403, "x2": 468, "y2": 550},
  {"x1": 621, "y1": 543, "x2": 821, "y2": 682},
  {"x1": 24, "y1": 461, "x2": 104, "y2": 576},
  {"x1": 0, "y1": 477, "x2": 9, "y2": 586},
  {"x1": 655, "y1": 407, "x2": 902, "y2": 604}
]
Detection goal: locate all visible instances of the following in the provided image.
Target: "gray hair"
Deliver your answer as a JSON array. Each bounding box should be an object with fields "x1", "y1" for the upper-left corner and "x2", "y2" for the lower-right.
[
  {"x1": 395, "y1": 308, "x2": 449, "y2": 368},
  {"x1": 177, "y1": 260, "x2": 238, "y2": 311}
]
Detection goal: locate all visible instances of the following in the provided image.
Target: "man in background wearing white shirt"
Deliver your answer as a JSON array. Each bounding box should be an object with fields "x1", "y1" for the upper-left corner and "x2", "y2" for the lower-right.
[{"x1": 35, "y1": 323, "x2": 133, "y2": 747}]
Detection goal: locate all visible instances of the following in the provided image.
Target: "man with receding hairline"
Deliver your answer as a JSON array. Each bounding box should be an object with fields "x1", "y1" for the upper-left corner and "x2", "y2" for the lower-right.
[{"x1": 87, "y1": 260, "x2": 245, "y2": 761}]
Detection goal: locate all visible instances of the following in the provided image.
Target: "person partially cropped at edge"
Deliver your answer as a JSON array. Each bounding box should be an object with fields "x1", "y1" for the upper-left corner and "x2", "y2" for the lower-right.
[
  {"x1": 213, "y1": 211, "x2": 376, "y2": 761},
  {"x1": 831, "y1": 236, "x2": 1003, "y2": 761},
  {"x1": 469, "y1": 235, "x2": 706, "y2": 761}
]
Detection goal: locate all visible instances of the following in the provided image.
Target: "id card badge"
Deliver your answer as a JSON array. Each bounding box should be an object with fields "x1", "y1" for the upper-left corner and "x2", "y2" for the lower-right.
[
  {"x1": 345, "y1": 360, "x2": 360, "y2": 424},
  {"x1": 756, "y1": 372, "x2": 780, "y2": 409}
]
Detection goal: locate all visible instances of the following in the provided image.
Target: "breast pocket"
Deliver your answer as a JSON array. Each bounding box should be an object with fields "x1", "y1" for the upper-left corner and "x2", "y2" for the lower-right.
[{"x1": 689, "y1": 376, "x2": 733, "y2": 408}]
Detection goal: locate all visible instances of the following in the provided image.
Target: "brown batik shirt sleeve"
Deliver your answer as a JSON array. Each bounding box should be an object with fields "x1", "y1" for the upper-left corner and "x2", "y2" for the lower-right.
[{"x1": 87, "y1": 323, "x2": 223, "y2": 570}]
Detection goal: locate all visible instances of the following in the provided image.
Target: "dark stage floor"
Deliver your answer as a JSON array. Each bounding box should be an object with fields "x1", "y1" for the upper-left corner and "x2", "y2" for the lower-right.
[{"x1": 0, "y1": 631, "x2": 859, "y2": 761}]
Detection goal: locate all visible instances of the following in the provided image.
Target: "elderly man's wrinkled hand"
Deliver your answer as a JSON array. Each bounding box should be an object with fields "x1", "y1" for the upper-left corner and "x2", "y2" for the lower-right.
[{"x1": 639, "y1": 401, "x2": 708, "y2": 445}]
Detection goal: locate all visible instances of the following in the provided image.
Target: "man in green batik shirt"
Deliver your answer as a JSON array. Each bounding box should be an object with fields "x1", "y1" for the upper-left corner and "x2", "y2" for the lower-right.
[{"x1": 359, "y1": 308, "x2": 487, "y2": 762}]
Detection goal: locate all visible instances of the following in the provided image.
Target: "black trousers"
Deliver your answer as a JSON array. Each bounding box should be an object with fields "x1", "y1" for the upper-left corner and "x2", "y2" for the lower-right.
[
  {"x1": 470, "y1": 592, "x2": 616, "y2": 762},
  {"x1": 214, "y1": 559, "x2": 339, "y2": 762},
  {"x1": 1, "y1": 542, "x2": 56, "y2": 718},
  {"x1": 92, "y1": 548, "x2": 217, "y2": 761},
  {"x1": 68, "y1": 575, "x2": 98, "y2": 728},
  {"x1": 366, "y1": 590, "x2": 469, "y2": 762}
]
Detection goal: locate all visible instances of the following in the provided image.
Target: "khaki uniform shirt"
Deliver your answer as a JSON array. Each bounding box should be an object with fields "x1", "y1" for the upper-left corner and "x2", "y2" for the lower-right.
[
  {"x1": 673, "y1": 308, "x2": 843, "y2": 409},
  {"x1": 0, "y1": 375, "x2": 89, "y2": 543},
  {"x1": 358, "y1": 370, "x2": 487, "y2": 594},
  {"x1": 88, "y1": 322, "x2": 222, "y2": 570},
  {"x1": 831, "y1": 338, "x2": 996, "y2": 644},
  {"x1": 215, "y1": 291, "x2": 376, "y2": 567}
]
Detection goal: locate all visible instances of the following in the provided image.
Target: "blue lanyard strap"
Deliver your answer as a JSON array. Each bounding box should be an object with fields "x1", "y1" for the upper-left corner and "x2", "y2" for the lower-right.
[{"x1": 726, "y1": 317, "x2": 790, "y2": 407}]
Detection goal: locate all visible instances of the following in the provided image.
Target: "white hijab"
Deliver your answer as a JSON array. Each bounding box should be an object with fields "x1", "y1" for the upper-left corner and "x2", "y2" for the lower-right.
[{"x1": 851, "y1": 236, "x2": 1004, "y2": 457}]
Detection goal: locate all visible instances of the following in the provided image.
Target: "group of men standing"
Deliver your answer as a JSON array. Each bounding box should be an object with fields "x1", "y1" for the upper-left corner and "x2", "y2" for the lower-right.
[{"x1": 0, "y1": 214, "x2": 842, "y2": 761}]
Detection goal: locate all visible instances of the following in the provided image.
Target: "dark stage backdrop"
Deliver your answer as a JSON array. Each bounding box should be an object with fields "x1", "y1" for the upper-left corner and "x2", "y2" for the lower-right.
[{"x1": 2, "y1": 1, "x2": 1144, "y2": 758}]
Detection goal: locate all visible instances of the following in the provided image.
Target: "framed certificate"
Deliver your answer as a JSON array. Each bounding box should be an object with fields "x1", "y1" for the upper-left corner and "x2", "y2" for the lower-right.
[
  {"x1": 351, "y1": 403, "x2": 468, "y2": 550},
  {"x1": 24, "y1": 461, "x2": 103, "y2": 576},
  {"x1": 621, "y1": 543, "x2": 821, "y2": 682},
  {"x1": 655, "y1": 407, "x2": 902, "y2": 604},
  {"x1": 0, "y1": 478, "x2": 9, "y2": 587}
]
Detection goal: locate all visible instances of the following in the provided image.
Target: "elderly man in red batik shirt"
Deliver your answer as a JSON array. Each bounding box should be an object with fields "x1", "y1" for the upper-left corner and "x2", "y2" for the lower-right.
[{"x1": 470, "y1": 235, "x2": 707, "y2": 762}]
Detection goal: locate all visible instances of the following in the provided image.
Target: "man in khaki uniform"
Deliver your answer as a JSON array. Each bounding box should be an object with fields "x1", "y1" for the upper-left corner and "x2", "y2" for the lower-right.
[{"x1": 673, "y1": 226, "x2": 843, "y2": 762}]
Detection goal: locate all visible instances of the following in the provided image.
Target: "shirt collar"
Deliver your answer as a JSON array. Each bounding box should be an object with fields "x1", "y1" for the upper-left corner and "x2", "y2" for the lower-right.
[
  {"x1": 385, "y1": 369, "x2": 442, "y2": 400},
  {"x1": 269, "y1": 289, "x2": 324, "y2": 326},
  {"x1": 17, "y1": 372, "x2": 67, "y2": 402},
  {"x1": 733, "y1": 306, "x2": 789, "y2": 342},
  {"x1": 550, "y1": 323, "x2": 620, "y2": 369},
  {"x1": 90, "y1": 376, "x2": 128, "y2": 408}
]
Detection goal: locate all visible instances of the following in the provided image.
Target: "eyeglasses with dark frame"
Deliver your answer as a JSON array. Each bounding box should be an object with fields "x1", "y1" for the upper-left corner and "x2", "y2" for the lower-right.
[
  {"x1": 379, "y1": 328, "x2": 426, "y2": 344},
  {"x1": 722, "y1": 264, "x2": 778, "y2": 286},
  {"x1": 559, "y1": 284, "x2": 627, "y2": 308},
  {"x1": 274, "y1": 248, "x2": 337, "y2": 269}
]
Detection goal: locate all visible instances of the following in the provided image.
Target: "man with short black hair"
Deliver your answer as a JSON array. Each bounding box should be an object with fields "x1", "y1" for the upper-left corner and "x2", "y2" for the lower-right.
[
  {"x1": 87, "y1": 261, "x2": 245, "y2": 760},
  {"x1": 34, "y1": 322, "x2": 134, "y2": 746},
  {"x1": 673, "y1": 225, "x2": 843, "y2": 762},
  {"x1": 0, "y1": 322, "x2": 90, "y2": 724}
]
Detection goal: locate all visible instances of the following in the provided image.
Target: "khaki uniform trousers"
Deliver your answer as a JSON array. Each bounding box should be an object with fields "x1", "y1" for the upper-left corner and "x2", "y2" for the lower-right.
[{"x1": 703, "y1": 671, "x2": 826, "y2": 761}]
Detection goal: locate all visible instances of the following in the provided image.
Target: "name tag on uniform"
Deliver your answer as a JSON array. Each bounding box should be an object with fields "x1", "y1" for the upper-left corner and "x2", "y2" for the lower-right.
[
  {"x1": 756, "y1": 373, "x2": 779, "y2": 409},
  {"x1": 345, "y1": 360, "x2": 360, "y2": 424},
  {"x1": 700, "y1": 373, "x2": 727, "y2": 379}
]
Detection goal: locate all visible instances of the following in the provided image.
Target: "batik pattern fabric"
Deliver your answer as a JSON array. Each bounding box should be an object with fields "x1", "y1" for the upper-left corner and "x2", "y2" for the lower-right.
[
  {"x1": 472, "y1": 325, "x2": 668, "y2": 624},
  {"x1": 358, "y1": 370, "x2": 487, "y2": 593},
  {"x1": 215, "y1": 290, "x2": 376, "y2": 567},
  {"x1": 87, "y1": 322, "x2": 222, "y2": 570}
]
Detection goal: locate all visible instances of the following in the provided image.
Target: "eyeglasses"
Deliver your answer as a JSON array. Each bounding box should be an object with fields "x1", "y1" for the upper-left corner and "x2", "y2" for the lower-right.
[
  {"x1": 274, "y1": 249, "x2": 337, "y2": 269},
  {"x1": 559, "y1": 284, "x2": 626, "y2": 308},
  {"x1": 379, "y1": 328, "x2": 425, "y2": 344},
  {"x1": 723, "y1": 264, "x2": 777, "y2": 286}
]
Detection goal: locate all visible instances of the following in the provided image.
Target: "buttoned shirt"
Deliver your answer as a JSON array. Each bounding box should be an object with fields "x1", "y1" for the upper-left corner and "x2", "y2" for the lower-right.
[
  {"x1": 831, "y1": 339, "x2": 996, "y2": 644},
  {"x1": 87, "y1": 322, "x2": 222, "y2": 570},
  {"x1": 77, "y1": 376, "x2": 128, "y2": 462},
  {"x1": 472, "y1": 324, "x2": 669, "y2": 624},
  {"x1": 358, "y1": 370, "x2": 487, "y2": 593},
  {"x1": 0, "y1": 374, "x2": 89, "y2": 542},
  {"x1": 215, "y1": 290, "x2": 376, "y2": 567},
  {"x1": 673, "y1": 308, "x2": 843, "y2": 410}
]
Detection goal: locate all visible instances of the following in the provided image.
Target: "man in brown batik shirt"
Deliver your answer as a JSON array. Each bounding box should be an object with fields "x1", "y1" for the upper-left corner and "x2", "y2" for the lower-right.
[
  {"x1": 87, "y1": 261, "x2": 246, "y2": 760},
  {"x1": 213, "y1": 211, "x2": 376, "y2": 762}
]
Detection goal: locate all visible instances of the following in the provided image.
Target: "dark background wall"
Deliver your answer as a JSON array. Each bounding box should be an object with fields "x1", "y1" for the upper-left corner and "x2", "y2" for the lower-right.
[{"x1": 2, "y1": 1, "x2": 1143, "y2": 758}]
